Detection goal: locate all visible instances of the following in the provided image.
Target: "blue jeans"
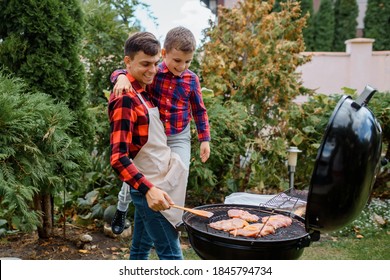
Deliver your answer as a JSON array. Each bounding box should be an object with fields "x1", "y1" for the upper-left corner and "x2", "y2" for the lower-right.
[{"x1": 129, "y1": 189, "x2": 183, "y2": 260}]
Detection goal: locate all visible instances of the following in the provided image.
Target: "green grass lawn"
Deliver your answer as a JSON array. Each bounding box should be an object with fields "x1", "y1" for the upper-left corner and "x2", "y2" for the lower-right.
[{"x1": 300, "y1": 231, "x2": 390, "y2": 260}]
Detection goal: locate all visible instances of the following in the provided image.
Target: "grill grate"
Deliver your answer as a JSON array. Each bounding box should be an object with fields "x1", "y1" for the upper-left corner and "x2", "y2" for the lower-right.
[
  {"x1": 260, "y1": 188, "x2": 308, "y2": 211},
  {"x1": 184, "y1": 205, "x2": 307, "y2": 242}
]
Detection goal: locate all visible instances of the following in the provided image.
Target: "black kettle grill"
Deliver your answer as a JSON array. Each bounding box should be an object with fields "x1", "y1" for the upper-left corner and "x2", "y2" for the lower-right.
[{"x1": 181, "y1": 85, "x2": 383, "y2": 260}]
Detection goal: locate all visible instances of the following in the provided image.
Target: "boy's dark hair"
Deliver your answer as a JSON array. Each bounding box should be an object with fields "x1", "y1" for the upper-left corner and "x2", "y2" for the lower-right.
[
  {"x1": 164, "y1": 26, "x2": 196, "y2": 53},
  {"x1": 124, "y1": 32, "x2": 161, "y2": 59}
]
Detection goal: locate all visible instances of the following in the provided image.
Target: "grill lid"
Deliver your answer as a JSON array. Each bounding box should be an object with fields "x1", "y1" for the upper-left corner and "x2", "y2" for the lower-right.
[{"x1": 306, "y1": 85, "x2": 382, "y2": 233}]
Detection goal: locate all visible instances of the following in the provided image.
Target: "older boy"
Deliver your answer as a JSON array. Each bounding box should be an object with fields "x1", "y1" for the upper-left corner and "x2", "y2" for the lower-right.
[
  {"x1": 111, "y1": 27, "x2": 211, "y2": 234},
  {"x1": 109, "y1": 31, "x2": 188, "y2": 259}
]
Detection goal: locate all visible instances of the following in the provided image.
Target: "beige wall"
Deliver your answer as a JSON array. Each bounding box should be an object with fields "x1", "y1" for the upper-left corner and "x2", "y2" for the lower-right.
[
  {"x1": 296, "y1": 38, "x2": 390, "y2": 101},
  {"x1": 223, "y1": 0, "x2": 240, "y2": 8}
]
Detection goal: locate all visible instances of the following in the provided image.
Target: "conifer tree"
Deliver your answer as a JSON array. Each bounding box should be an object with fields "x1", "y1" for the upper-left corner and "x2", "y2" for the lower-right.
[
  {"x1": 0, "y1": 0, "x2": 94, "y2": 149},
  {"x1": 0, "y1": 71, "x2": 89, "y2": 236},
  {"x1": 313, "y1": 0, "x2": 335, "y2": 51},
  {"x1": 0, "y1": 0, "x2": 94, "y2": 238},
  {"x1": 333, "y1": 0, "x2": 358, "y2": 51},
  {"x1": 364, "y1": 0, "x2": 390, "y2": 51},
  {"x1": 300, "y1": 0, "x2": 316, "y2": 51}
]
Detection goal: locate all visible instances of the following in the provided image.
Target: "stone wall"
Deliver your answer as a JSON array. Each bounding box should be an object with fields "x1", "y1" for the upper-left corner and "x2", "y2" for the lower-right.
[{"x1": 296, "y1": 38, "x2": 390, "y2": 102}]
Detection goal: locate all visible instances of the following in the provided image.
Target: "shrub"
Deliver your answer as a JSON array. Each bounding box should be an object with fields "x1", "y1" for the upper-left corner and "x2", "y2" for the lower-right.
[
  {"x1": 0, "y1": 71, "x2": 89, "y2": 233},
  {"x1": 288, "y1": 89, "x2": 390, "y2": 195}
]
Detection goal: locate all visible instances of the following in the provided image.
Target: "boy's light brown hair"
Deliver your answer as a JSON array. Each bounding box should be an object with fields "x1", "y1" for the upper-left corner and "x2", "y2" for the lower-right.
[
  {"x1": 164, "y1": 26, "x2": 196, "y2": 53},
  {"x1": 124, "y1": 31, "x2": 161, "y2": 59}
]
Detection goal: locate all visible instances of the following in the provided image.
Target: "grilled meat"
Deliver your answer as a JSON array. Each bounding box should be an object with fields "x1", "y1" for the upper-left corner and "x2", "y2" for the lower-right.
[
  {"x1": 227, "y1": 209, "x2": 259, "y2": 222},
  {"x1": 209, "y1": 218, "x2": 249, "y2": 231},
  {"x1": 209, "y1": 211, "x2": 293, "y2": 239},
  {"x1": 230, "y1": 223, "x2": 275, "y2": 237},
  {"x1": 261, "y1": 214, "x2": 292, "y2": 229}
]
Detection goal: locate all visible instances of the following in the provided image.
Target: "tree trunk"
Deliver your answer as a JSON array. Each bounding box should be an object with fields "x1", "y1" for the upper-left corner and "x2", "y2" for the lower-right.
[{"x1": 33, "y1": 192, "x2": 53, "y2": 239}]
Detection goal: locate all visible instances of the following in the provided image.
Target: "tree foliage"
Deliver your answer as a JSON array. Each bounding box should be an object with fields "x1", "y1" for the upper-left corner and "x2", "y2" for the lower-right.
[
  {"x1": 263, "y1": 1, "x2": 316, "y2": 52},
  {"x1": 188, "y1": 89, "x2": 251, "y2": 204},
  {"x1": 203, "y1": 0, "x2": 310, "y2": 114},
  {"x1": 364, "y1": 0, "x2": 390, "y2": 51},
  {"x1": 333, "y1": 0, "x2": 358, "y2": 51},
  {"x1": 313, "y1": 0, "x2": 335, "y2": 51},
  {"x1": 0, "y1": 71, "x2": 89, "y2": 234},
  {"x1": 199, "y1": 0, "x2": 312, "y2": 192},
  {"x1": 81, "y1": 0, "x2": 142, "y2": 107},
  {"x1": 300, "y1": 0, "x2": 315, "y2": 51},
  {"x1": 0, "y1": 0, "x2": 94, "y2": 238},
  {"x1": 0, "y1": 0, "x2": 94, "y2": 149}
]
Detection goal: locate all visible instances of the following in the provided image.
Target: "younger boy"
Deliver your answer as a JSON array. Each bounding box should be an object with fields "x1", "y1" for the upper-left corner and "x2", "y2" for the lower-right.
[{"x1": 111, "y1": 26, "x2": 211, "y2": 235}]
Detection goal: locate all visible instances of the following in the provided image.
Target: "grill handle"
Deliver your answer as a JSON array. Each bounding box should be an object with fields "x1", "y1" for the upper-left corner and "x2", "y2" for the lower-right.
[{"x1": 353, "y1": 85, "x2": 377, "y2": 108}]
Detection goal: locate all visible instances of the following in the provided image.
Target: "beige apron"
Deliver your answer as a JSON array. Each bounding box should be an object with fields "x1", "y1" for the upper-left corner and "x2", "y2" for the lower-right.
[{"x1": 132, "y1": 93, "x2": 189, "y2": 228}]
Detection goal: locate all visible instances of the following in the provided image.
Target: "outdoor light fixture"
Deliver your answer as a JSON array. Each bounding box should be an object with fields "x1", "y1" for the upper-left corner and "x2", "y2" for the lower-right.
[{"x1": 287, "y1": 146, "x2": 302, "y2": 189}]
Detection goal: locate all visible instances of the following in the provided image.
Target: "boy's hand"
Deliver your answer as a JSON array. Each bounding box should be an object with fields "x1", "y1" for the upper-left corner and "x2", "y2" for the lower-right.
[
  {"x1": 113, "y1": 74, "x2": 133, "y2": 97},
  {"x1": 200, "y1": 141, "x2": 210, "y2": 163}
]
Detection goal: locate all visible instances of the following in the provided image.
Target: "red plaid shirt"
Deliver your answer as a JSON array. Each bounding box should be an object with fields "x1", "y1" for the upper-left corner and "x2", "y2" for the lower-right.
[
  {"x1": 111, "y1": 61, "x2": 210, "y2": 142},
  {"x1": 108, "y1": 74, "x2": 154, "y2": 194}
]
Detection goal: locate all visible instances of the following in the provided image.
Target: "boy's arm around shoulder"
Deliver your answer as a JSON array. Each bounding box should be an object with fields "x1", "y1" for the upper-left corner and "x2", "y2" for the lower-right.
[
  {"x1": 110, "y1": 69, "x2": 127, "y2": 84},
  {"x1": 110, "y1": 69, "x2": 132, "y2": 97}
]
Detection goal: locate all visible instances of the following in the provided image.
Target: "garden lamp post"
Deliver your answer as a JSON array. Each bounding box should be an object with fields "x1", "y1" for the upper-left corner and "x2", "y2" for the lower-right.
[{"x1": 287, "y1": 146, "x2": 301, "y2": 189}]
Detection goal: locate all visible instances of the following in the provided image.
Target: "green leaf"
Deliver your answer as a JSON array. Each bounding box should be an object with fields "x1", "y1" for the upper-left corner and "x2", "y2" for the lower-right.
[
  {"x1": 292, "y1": 134, "x2": 304, "y2": 146},
  {"x1": 303, "y1": 126, "x2": 317, "y2": 134},
  {"x1": 0, "y1": 219, "x2": 8, "y2": 227}
]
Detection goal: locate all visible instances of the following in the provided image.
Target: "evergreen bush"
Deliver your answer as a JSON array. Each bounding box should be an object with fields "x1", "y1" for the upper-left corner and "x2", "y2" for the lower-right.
[
  {"x1": 364, "y1": 0, "x2": 390, "y2": 51},
  {"x1": 0, "y1": 71, "x2": 89, "y2": 233},
  {"x1": 313, "y1": 0, "x2": 335, "y2": 51},
  {"x1": 333, "y1": 0, "x2": 358, "y2": 51},
  {"x1": 0, "y1": 0, "x2": 95, "y2": 150}
]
